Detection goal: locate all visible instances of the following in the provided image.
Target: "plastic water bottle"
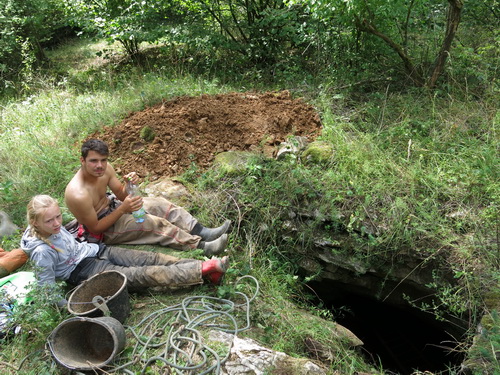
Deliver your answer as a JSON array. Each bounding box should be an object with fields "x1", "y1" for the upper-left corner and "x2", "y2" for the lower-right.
[{"x1": 126, "y1": 181, "x2": 146, "y2": 223}]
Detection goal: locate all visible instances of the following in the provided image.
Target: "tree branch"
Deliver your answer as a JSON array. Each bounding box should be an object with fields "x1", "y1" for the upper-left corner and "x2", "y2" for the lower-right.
[
  {"x1": 357, "y1": 18, "x2": 424, "y2": 86},
  {"x1": 197, "y1": 0, "x2": 248, "y2": 56}
]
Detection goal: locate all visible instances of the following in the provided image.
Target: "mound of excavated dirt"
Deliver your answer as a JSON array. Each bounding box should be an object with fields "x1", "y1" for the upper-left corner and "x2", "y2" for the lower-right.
[{"x1": 92, "y1": 91, "x2": 322, "y2": 179}]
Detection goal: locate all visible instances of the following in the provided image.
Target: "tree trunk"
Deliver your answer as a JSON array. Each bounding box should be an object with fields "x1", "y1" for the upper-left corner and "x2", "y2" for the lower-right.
[
  {"x1": 357, "y1": 0, "x2": 464, "y2": 89},
  {"x1": 426, "y1": 0, "x2": 463, "y2": 88}
]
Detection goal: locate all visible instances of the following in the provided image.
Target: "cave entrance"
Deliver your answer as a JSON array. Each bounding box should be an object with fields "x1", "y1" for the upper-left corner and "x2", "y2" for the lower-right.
[{"x1": 307, "y1": 280, "x2": 469, "y2": 375}]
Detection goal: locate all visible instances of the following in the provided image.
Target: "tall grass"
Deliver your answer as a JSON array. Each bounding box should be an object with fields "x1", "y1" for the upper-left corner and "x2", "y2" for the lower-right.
[
  {"x1": 0, "y1": 71, "x2": 235, "y2": 224},
  {"x1": 0, "y1": 37, "x2": 498, "y2": 374},
  {"x1": 314, "y1": 89, "x2": 499, "y2": 316},
  {"x1": 184, "y1": 84, "x2": 499, "y2": 334}
]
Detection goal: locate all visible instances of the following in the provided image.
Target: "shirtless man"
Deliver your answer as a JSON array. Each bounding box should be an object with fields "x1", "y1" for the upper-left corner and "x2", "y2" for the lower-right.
[{"x1": 64, "y1": 139, "x2": 230, "y2": 255}]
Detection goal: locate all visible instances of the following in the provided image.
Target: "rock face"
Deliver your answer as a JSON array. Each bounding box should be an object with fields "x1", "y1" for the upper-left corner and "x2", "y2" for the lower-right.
[
  {"x1": 214, "y1": 151, "x2": 258, "y2": 174},
  {"x1": 276, "y1": 136, "x2": 309, "y2": 160},
  {"x1": 460, "y1": 294, "x2": 500, "y2": 375},
  {"x1": 141, "y1": 177, "x2": 193, "y2": 208},
  {"x1": 300, "y1": 239, "x2": 449, "y2": 307},
  {"x1": 301, "y1": 140, "x2": 335, "y2": 164}
]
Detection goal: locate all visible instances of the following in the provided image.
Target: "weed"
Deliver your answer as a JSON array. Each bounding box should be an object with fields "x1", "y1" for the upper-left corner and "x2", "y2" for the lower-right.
[{"x1": 139, "y1": 126, "x2": 156, "y2": 142}]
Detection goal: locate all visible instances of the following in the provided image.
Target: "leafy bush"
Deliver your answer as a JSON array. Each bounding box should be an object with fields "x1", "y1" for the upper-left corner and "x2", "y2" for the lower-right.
[
  {"x1": 62, "y1": 0, "x2": 185, "y2": 58},
  {"x1": 0, "y1": 0, "x2": 68, "y2": 94}
]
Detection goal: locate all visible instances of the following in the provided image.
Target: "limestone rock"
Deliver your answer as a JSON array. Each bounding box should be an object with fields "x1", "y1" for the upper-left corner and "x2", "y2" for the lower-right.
[
  {"x1": 461, "y1": 294, "x2": 500, "y2": 374},
  {"x1": 214, "y1": 151, "x2": 258, "y2": 174},
  {"x1": 276, "y1": 136, "x2": 309, "y2": 160},
  {"x1": 0, "y1": 211, "x2": 18, "y2": 237},
  {"x1": 142, "y1": 177, "x2": 191, "y2": 205},
  {"x1": 301, "y1": 141, "x2": 335, "y2": 164},
  {"x1": 209, "y1": 331, "x2": 327, "y2": 375}
]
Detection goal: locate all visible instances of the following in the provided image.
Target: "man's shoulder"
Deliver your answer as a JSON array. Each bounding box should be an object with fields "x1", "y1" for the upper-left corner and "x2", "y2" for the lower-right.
[
  {"x1": 65, "y1": 185, "x2": 91, "y2": 205},
  {"x1": 65, "y1": 175, "x2": 91, "y2": 203}
]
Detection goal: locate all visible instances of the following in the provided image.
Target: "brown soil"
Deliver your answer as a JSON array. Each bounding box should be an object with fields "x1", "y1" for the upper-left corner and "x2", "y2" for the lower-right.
[{"x1": 93, "y1": 91, "x2": 322, "y2": 179}]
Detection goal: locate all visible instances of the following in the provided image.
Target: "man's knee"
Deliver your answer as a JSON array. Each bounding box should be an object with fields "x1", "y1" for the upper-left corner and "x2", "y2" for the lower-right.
[{"x1": 143, "y1": 197, "x2": 170, "y2": 217}]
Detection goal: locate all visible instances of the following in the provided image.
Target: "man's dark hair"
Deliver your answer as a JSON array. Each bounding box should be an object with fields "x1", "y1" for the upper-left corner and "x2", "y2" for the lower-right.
[{"x1": 81, "y1": 139, "x2": 109, "y2": 159}]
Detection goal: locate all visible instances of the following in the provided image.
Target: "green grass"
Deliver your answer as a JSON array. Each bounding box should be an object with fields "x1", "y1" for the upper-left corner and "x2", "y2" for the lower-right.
[
  {"x1": 0, "y1": 71, "x2": 235, "y2": 223},
  {"x1": 0, "y1": 37, "x2": 498, "y2": 374}
]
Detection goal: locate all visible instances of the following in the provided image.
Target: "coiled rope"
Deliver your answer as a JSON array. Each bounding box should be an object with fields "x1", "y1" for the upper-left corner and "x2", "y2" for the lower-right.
[{"x1": 107, "y1": 275, "x2": 259, "y2": 374}]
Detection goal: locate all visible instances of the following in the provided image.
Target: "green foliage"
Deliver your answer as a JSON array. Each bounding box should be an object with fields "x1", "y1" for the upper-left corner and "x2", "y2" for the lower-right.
[
  {"x1": 0, "y1": 0, "x2": 67, "y2": 93},
  {"x1": 466, "y1": 310, "x2": 500, "y2": 375},
  {"x1": 0, "y1": 96, "x2": 79, "y2": 223},
  {"x1": 285, "y1": 0, "x2": 499, "y2": 90},
  {"x1": 0, "y1": 27, "x2": 497, "y2": 374},
  {"x1": 0, "y1": 180, "x2": 15, "y2": 204},
  {"x1": 0, "y1": 279, "x2": 68, "y2": 374},
  {"x1": 62, "y1": 0, "x2": 181, "y2": 58},
  {"x1": 0, "y1": 0, "x2": 497, "y2": 96},
  {"x1": 140, "y1": 126, "x2": 156, "y2": 142},
  {"x1": 449, "y1": 11, "x2": 499, "y2": 97},
  {"x1": 144, "y1": 0, "x2": 314, "y2": 75},
  {"x1": 11, "y1": 283, "x2": 67, "y2": 334}
]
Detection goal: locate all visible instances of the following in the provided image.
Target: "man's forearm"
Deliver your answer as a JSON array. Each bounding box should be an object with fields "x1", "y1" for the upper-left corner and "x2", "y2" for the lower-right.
[{"x1": 90, "y1": 206, "x2": 127, "y2": 234}]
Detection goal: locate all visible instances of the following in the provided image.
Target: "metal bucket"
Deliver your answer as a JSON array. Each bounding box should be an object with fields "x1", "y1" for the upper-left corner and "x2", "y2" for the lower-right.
[
  {"x1": 67, "y1": 270, "x2": 130, "y2": 323},
  {"x1": 48, "y1": 316, "x2": 126, "y2": 371}
]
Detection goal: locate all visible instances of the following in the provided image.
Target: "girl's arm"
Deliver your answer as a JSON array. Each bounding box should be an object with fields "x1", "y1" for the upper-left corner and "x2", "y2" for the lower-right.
[{"x1": 29, "y1": 247, "x2": 58, "y2": 286}]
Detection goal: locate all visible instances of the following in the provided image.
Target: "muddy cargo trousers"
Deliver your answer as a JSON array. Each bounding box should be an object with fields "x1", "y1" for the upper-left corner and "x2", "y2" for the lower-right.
[
  {"x1": 67, "y1": 245, "x2": 203, "y2": 290},
  {"x1": 102, "y1": 197, "x2": 201, "y2": 251}
]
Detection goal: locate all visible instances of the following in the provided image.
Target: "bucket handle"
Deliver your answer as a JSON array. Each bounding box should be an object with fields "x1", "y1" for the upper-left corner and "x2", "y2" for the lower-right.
[{"x1": 92, "y1": 295, "x2": 111, "y2": 317}]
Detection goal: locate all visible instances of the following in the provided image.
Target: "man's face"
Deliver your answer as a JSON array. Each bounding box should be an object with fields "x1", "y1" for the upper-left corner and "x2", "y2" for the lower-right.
[{"x1": 81, "y1": 150, "x2": 108, "y2": 177}]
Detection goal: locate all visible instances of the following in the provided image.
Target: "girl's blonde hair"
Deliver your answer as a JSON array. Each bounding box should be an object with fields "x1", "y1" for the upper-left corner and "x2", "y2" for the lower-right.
[{"x1": 26, "y1": 195, "x2": 63, "y2": 252}]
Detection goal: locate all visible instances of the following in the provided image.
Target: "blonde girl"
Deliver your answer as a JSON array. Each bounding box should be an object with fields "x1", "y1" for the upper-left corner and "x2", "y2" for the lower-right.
[{"x1": 21, "y1": 195, "x2": 228, "y2": 306}]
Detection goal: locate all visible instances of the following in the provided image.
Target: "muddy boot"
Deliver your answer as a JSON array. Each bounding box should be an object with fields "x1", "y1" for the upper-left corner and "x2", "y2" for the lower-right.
[
  {"x1": 202, "y1": 256, "x2": 229, "y2": 285},
  {"x1": 192, "y1": 220, "x2": 231, "y2": 241},
  {"x1": 198, "y1": 233, "x2": 228, "y2": 256},
  {"x1": 202, "y1": 256, "x2": 229, "y2": 275},
  {"x1": 204, "y1": 271, "x2": 225, "y2": 285}
]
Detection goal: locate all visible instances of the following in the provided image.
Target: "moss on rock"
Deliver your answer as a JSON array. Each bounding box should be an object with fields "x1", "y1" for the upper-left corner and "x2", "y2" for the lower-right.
[
  {"x1": 302, "y1": 141, "x2": 335, "y2": 164},
  {"x1": 140, "y1": 126, "x2": 156, "y2": 142}
]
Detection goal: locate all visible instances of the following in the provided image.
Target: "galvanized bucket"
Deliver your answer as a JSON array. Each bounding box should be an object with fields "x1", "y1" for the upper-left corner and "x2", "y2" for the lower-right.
[
  {"x1": 48, "y1": 316, "x2": 126, "y2": 371},
  {"x1": 67, "y1": 270, "x2": 130, "y2": 323}
]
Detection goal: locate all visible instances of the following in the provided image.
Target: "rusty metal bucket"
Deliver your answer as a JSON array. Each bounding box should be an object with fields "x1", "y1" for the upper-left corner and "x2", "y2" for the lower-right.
[
  {"x1": 67, "y1": 270, "x2": 130, "y2": 323},
  {"x1": 48, "y1": 316, "x2": 126, "y2": 371}
]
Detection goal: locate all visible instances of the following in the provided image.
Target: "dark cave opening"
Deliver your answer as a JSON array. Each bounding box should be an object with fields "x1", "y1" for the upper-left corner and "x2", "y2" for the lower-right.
[{"x1": 307, "y1": 280, "x2": 469, "y2": 375}]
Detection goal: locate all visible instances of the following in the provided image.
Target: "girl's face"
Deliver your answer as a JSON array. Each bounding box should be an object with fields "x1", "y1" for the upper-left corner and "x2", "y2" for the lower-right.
[{"x1": 35, "y1": 204, "x2": 63, "y2": 237}]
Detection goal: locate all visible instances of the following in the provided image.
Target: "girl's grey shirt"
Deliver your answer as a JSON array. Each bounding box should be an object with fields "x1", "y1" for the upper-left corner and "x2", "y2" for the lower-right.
[{"x1": 20, "y1": 226, "x2": 99, "y2": 285}]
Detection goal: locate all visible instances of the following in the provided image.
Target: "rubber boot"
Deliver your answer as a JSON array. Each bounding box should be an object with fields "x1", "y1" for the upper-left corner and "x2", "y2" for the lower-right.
[
  {"x1": 202, "y1": 256, "x2": 229, "y2": 275},
  {"x1": 198, "y1": 233, "x2": 228, "y2": 256},
  {"x1": 205, "y1": 272, "x2": 224, "y2": 285},
  {"x1": 202, "y1": 256, "x2": 229, "y2": 285},
  {"x1": 192, "y1": 220, "x2": 231, "y2": 242}
]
